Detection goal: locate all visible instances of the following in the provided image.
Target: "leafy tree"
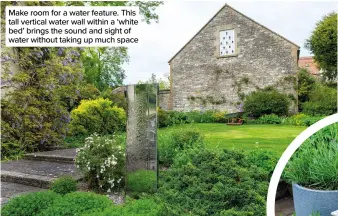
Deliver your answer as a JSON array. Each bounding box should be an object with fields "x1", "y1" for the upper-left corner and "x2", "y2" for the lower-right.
[
  {"x1": 79, "y1": 1, "x2": 163, "y2": 90},
  {"x1": 305, "y1": 12, "x2": 337, "y2": 81},
  {"x1": 297, "y1": 68, "x2": 316, "y2": 111},
  {"x1": 81, "y1": 47, "x2": 128, "y2": 91},
  {"x1": 302, "y1": 84, "x2": 337, "y2": 116}
]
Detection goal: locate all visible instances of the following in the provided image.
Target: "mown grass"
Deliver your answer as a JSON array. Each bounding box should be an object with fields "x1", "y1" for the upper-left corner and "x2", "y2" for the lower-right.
[{"x1": 160, "y1": 123, "x2": 306, "y2": 155}]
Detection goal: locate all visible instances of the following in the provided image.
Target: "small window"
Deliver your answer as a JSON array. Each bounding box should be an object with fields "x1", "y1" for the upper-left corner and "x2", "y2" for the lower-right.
[{"x1": 219, "y1": 29, "x2": 235, "y2": 56}]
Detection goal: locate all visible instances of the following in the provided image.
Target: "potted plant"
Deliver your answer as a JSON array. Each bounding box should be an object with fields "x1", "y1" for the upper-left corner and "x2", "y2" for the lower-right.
[{"x1": 284, "y1": 123, "x2": 338, "y2": 216}]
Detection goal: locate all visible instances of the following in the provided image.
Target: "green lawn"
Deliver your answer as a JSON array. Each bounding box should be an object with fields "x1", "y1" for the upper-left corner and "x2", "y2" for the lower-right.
[{"x1": 160, "y1": 123, "x2": 306, "y2": 155}]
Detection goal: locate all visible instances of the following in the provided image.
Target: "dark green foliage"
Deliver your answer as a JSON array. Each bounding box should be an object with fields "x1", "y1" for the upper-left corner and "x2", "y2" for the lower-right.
[
  {"x1": 243, "y1": 89, "x2": 290, "y2": 117},
  {"x1": 37, "y1": 192, "x2": 112, "y2": 216},
  {"x1": 302, "y1": 84, "x2": 337, "y2": 116},
  {"x1": 1, "y1": 140, "x2": 26, "y2": 161},
  {"x1": 245, "y1": 149, "x2": 279, "y2": 177},
  {"x1": 297, "y1": 69, "x2": 316, "y2": 111},
  {"x1": 305, "y1": 12, "x2": 337, "y2": 80},
  {"x1": 158, "y1": 148, "x2": 268, "y2": 215},
  {"x1": 284, "y1": 123, "x2": 338, "y2": 190},
  {"x1": 66, "y1": 83, "x2": 101, "y2": 112},
  {"x1": 101, "y1": 89, "x2": 128, "y2": 112},
  {"x1": 127, "y1": 170, "x2": 156, "y2": 198},
  {"x1": 158, "y1": 129, "x2": 205, "y2": 167},
  {"x1": 63, "y1": 134, "x2": 87, "y2": 148},
  {"x1": 158, "y1": 108, "x2": 228, "y2": 128},
  {"x1": 1, "y1": 191, "x2": 163, "y2": 216},
  {"x1": 256, "y1": 114, "x2": 282, "y2": 124},
  {"x1": 50, "y1": 176, "x2": 77, "y2": 195},
  {"x1": 78, "y1": 83, "x2": 101, "y2": 101},
  {"x1": 84, "y1": 198, "x2": 163, "y2": 216},
  {"x1": 1, "y1": 191, "x2": 61, "y2": 216},
  {"x1": 247, "y1": 113, "x2": 323, "y2": 126},
  {"x1": 69, "y1": 98, "x2": 126, "y2": 136}
]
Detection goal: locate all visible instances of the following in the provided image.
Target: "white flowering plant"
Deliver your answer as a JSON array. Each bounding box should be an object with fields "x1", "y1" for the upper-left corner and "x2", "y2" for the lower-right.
[{"x1": 75, "y1": 133, "x2": 125, "y2": 193}]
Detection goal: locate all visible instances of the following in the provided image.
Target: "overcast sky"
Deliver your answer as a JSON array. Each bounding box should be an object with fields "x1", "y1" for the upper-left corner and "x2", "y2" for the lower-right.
[{"x1": 123, "y1": 1, "x2": 338, "y2": 84}]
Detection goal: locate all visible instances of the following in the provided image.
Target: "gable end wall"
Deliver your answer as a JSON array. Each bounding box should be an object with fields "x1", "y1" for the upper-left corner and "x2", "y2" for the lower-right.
[{"x1": 169, "y1": 5, "x2": 299, "y2": 113}]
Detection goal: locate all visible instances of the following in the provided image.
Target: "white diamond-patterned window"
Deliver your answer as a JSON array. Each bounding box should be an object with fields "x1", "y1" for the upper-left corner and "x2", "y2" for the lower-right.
[{"x1": 219, "y1": 29, "x2": 235, "y2": 56}]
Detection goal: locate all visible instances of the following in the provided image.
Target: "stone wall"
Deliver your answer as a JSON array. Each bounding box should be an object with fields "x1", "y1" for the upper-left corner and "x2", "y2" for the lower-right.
[
  {"x1": 158, "y1": 89, "x2": 170, "y2": 110},
  {"x1": 169, "y1": 4, "x2": 299, "y2": 113}
]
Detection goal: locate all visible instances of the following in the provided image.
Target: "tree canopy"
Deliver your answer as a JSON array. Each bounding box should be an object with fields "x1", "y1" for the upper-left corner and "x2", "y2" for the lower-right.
[{"x1": 305, "y1": 12, "x2": 337, "y2": 81}]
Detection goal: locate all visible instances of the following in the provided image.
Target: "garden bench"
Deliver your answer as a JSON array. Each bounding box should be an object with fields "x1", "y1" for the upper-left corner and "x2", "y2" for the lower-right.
[{"x1": 225, "y1": 112, "x2": 244, "y2": 126}]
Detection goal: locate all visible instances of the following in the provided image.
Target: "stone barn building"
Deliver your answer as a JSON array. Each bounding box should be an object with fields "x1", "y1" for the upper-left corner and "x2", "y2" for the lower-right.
[{"x1": 160, "y1": 4, "x2": 300, "y2": 113}]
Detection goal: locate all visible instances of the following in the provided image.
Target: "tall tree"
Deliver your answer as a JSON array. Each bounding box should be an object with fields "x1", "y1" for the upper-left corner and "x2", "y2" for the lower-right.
[
  {"x1": 305, "y1": 12, "x2": 337, "y2": 81},
  {"x1": 81, "y1": 47, "x2": 128, "y2": 91},
  {"x1": 80, "y1": 1, "x2": 163, "y2": 90}
]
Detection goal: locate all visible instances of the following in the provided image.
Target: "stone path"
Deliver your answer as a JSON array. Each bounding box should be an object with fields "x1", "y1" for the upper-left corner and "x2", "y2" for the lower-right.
[{"x1": 1, "y1": 148, "x2": 79, "y2": 205}]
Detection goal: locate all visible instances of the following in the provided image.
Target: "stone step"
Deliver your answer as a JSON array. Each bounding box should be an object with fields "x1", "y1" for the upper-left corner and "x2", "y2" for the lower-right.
[
  {"x1": 1, "y1": 159, "x2": 81, "y2": 189},
  {"x1": 1, "y1": 182, "x2": 45, "y2": 205},
  {"x1": 24, "y1": 149, "x2": 77, "y2": 164}
]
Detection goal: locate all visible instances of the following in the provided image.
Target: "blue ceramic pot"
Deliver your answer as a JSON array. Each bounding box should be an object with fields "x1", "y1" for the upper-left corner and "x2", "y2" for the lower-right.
[{"x1": 293, "y1": 183, "x2": 338, "y2": 216}]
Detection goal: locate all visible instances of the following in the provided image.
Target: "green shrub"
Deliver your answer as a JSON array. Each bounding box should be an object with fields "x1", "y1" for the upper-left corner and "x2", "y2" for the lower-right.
[
  {"x1": 158, "y1": 148, "x2": 268, "y2": 216},
  {"x1": 284, "y1": 123, "x2": 338, "y2": 190},
  {"x1": 50, "y1": 176, "x2": 77, "y2": 195},
  {"x1": 158, "y1": 129, "x2": 204, "y2": 167},
  {"x1": 79, "y1": 84, "x2": 101, "y2": 100},
  {"x1": 302, "y1": 84, "x2": 337, "y2": 116},
  {"x1": 37, "y1": 192, "x2": 112, "y2": 216},
  {"x1": 69, "y1": 98, "x2": 126, "y2": 136},
  {"x1": 297, "y1": 68, "x2": 316, "y2": 111},
  {"x1": 127, "y1": 170, "x2": 156, "y2": 198},
  {"x1": 1, "y1": 191, "x2": 61, "y2": 216},
  {"x1": 68, "y1": 84, "x2": 101, "y2": 111},
  {"x1": 158, "y1": 108, "x2": 228, "y2": 128},
  {"x1": 63, "y1": 134, "x2": 87, "y2": 148},
  {"x1": 101, "y1": 89, "x2": 128, "y2": 112},
  {"x1": 245, "y1": 149, "x2": 279, "y2": 177},
  {"x1": 1, "y1": 140, "x2": 26, "y2": 161},
  {"x1": 244, "y1": 89, "x2": 290, "y2": 117},
  {"x1": 186, "y1": 110, "x2": 215, "y2": 123},
  {"x1": 282, "y1": 113, "x2": 323, "y2": 126},
  {"x1": 75, "y1": 133, "x2": 125, "y2": 192},
  {"x1": 84, "y1": 198, "x2": 163, "y2": 216},
  {"x1": 158, "y1": 108, "x2": 171, "y2": 128},
  {"x1": 256, "y1": 114, "x2": 282, "y2": 124},
  {"x1": 212, "y1": 111, "x2": 228, "y2": 123}
]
